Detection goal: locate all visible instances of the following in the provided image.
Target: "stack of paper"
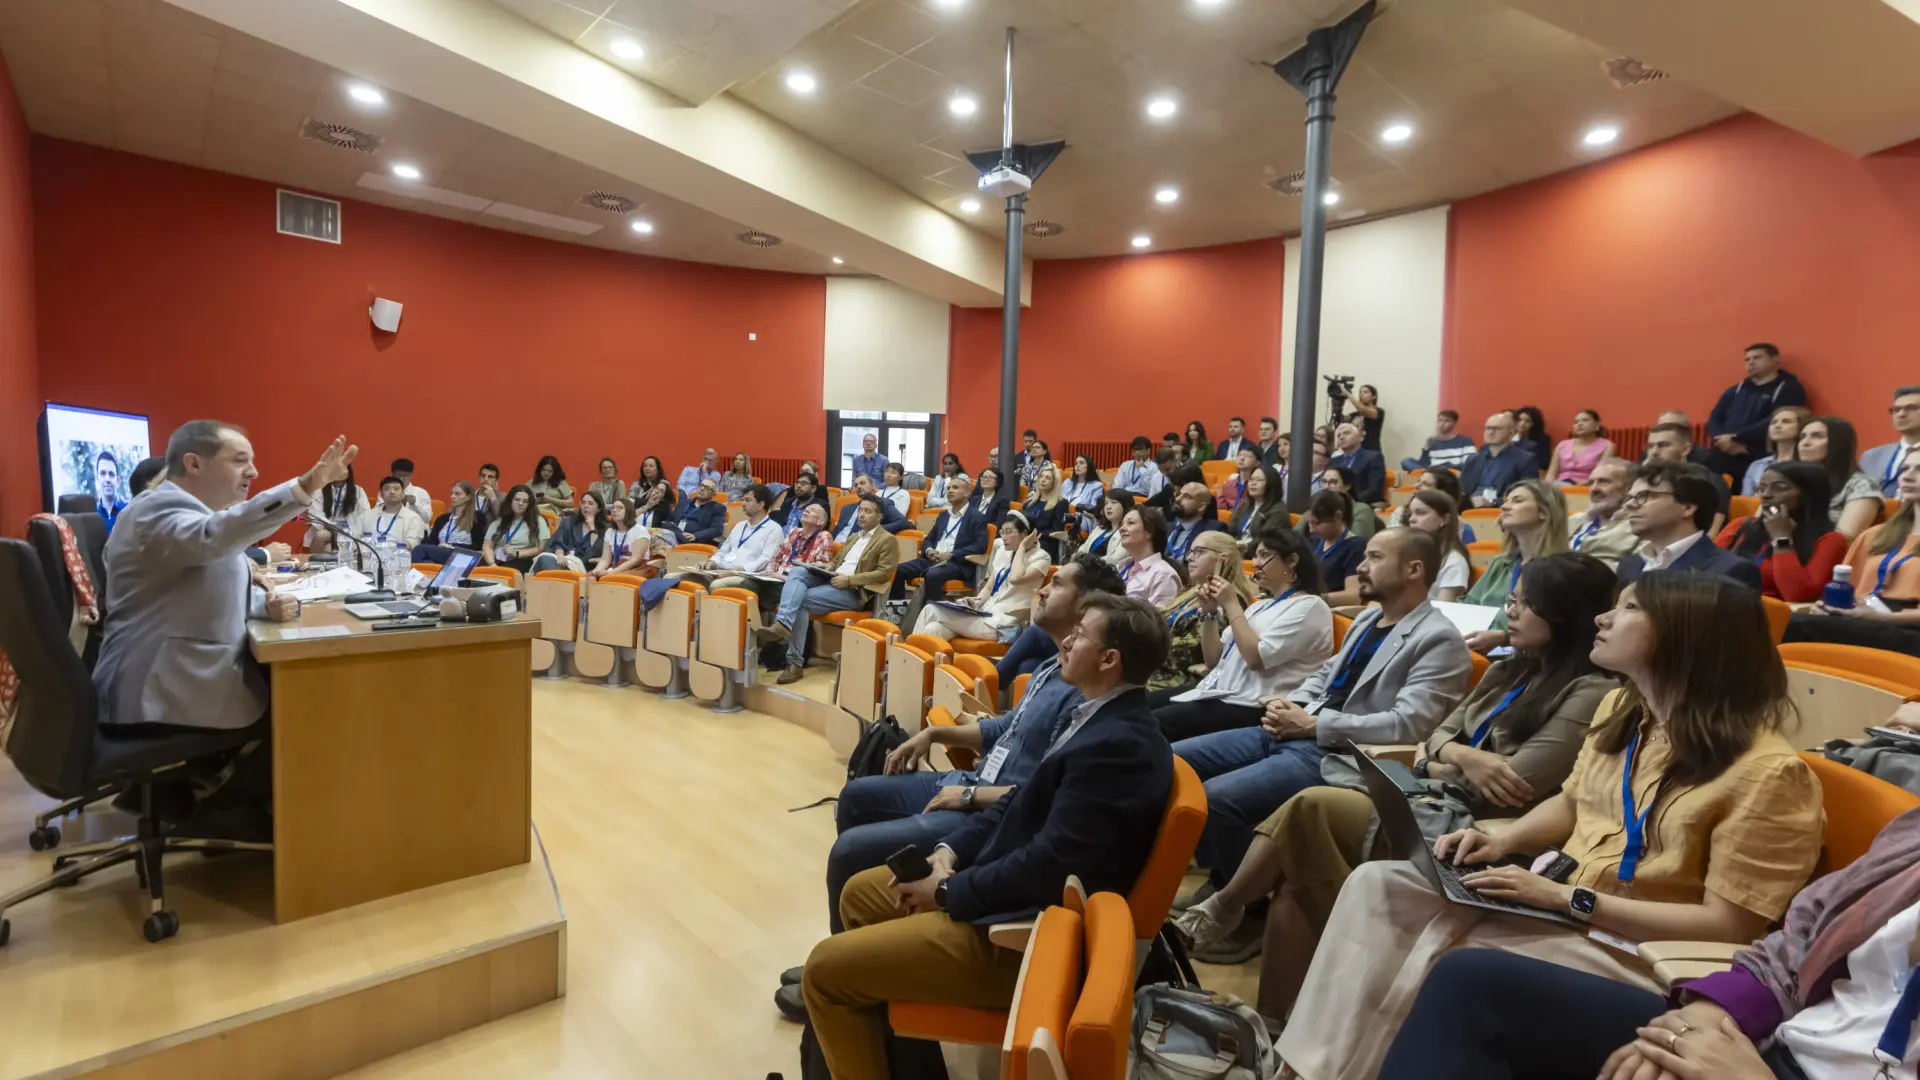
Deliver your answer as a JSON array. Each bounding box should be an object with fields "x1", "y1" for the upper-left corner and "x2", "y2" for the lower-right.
[{"x1": 280, "y1": 567, "x2": 373, "y2": 602}]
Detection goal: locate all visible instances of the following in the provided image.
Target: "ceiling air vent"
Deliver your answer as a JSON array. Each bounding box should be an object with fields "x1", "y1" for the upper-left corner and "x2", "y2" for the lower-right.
[
  {"x1": 734, "y1": 229, "x2": 784, "y2": 248},
  {"x1": 1602, "y1": 56, "x2": 1668, "y2": 88},
  {"x1": 578, "y1": 190, "x2": 638, "y2": 215},
  {"x1": 1263, "y1": 169, "x2": 1307, "y2": 197},
  {"x1": 276, "y1": 189, "x2": 342, "y2": 244},
  {"x1": 1024, "y1": 219, "x2": 1065, "y2": 238},
  {"x1": 298, "y1": 117, "x2": 383, "y2": 153}
]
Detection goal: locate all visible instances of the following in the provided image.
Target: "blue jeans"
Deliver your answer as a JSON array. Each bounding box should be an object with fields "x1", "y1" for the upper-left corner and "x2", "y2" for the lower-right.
[
  {"x1": 775, "y1": 567, "x2": 865, "y2": 668},
  {"x1": 826, "y1": 773, "x2": 970, "y2": 932},
  {"x1": 995, "y1": 624, "x2": 1058, "y2": 690},
  {"x1": 1171, "y1": 728, "x2": 1328, "y2": 888}
]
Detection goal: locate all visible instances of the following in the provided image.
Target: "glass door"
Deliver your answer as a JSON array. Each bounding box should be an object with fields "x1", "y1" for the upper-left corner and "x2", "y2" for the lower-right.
[{"x1": 828, "y1": 411, "x2": 941, "y2": 486}]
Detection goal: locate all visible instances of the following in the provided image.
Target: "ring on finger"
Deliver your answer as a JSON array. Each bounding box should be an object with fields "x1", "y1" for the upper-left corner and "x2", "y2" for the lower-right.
[{"x1": 1666, "y1": 1032, "x2": 1679, "y2": 1053}]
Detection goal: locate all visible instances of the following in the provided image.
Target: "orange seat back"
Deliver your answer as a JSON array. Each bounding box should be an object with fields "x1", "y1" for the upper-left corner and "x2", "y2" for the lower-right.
[
  {"x1": 1128, "y1": 756, "x2": 1208, "y2": 943},
  {"x1": 1331, "y1": 612, "x2": 1352, "y2": 650},
  {"x1": 1063, "y1": 892, "x2": 1134, "y2": 1080},
  {"x1": 1469, "y1": 651, "x2": 1491, "y2": 688},
  {"x1": 602, "y1": 573, "x2": 650, "y2": 588},
  {"x1": 471, "y1": 566, "x2": 518, "y2": 588},
  {"x1": 953, "y1": 653, "x2": 1000, "y2": 703},
  {"x1": 1010, "y1": 672, "x2": 1032, "y2": 709},
  {"x1": 411, "y1": 561, "x2": 442, "y2": 576},
  {"x1": 1728, "y1": 495, "x2": 1760, "y2": 522},
  {"x1": 906, "y1": 632, "x2": 954, "y2": 662},
  {"x1": 534, "y1": 568, "x2": 587, "y2": 583},
  {"x1": 1006, "y1": 906, "x2": 1085, "y2": 1080},
  {"x1": 1798, "y1": 752, "x2": 1920, "y2": 872},
  {"x1": 1778, "y1": 643, "x2": 1920, "y2": 694},
  {"x1": 855, "y1": 617, "x2": 901, "y2": 639},
  {"x1": 1760, "y1": 595, "x2": 1791, "y2": 644}
]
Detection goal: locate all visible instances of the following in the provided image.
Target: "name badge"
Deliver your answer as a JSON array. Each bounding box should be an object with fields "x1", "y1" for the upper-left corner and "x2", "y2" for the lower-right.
[
  {"x1": 977, "y1": 742, "x2": 1013, "y2": 785},
  {"x1": 1303, "y1": 696, "x2": 1329, "y2": 716},
  {"x1": 1868, "y1": 595, "x2": 1896, "y2": 614},
  {"x1": 1477, "y1": 488, "x2": 1498, "y2": 503}
]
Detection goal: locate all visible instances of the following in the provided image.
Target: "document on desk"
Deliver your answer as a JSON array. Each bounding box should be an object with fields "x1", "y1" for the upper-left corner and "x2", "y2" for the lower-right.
[
  {"x1": 1432, "y1": 600, "x2": 1500, "y2": 637},
  {"x1": 280, "y1": 567, "x2": 373, "y2": 602},
  {"x1": 270, "y1": 625, "x2": 352, "y2": 640}
]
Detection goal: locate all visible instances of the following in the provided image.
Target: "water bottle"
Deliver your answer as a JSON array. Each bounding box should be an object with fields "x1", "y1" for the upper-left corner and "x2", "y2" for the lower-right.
[
  {"x1": 390, "y1": 542, "x2": 413, "y2": 596},
  {"x1": 1822, "y1": 564, "x2": 1856, "y2": 610},
  {"x1": 359, "y1": 530, "x2": 375, "y2": 576}
]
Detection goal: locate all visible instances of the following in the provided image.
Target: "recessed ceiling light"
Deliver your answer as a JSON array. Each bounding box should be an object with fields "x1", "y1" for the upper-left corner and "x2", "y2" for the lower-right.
[
  {"x1": 831, "y1": 256, "x2": 844, "y2": 265},
  {"x1": 1153, "y1": 186, "x2": 1180, "y2": 204},
  {"x1": 1322, "y1": 191, "x2": 1341, "y2": 206},
  {"x1": 1380, "y1": 122, "x2": 1413, "y2": 143},
  {"x1": 959, "y1": 197, "x2": 982, "y2": 213},
  {"x1": 610, "y1": 38, "x2": 644, "y2": 60},
  {"x1": 948, "y1": 94, "x2": 977, "y2": 117},
  {"x1": 785, "y1": 70, "x2": 818, "y2": 95},
  {"x1": 1145, "y1": 96, "x2": 1178, "y2": 120},
  {"x1": 1194, "y1": 0, "x2": 1228, "y2": 6},
  {"x1": 390, "y1": 163, "x2": 421, "y2": 181},
  {"x1": 1131, "y1": 234, "x2": 1152, "y2": 248},
  {"x1": 347, "y1": 84, "x2": 385, "y2": 106},
  {"x1": 1583, "y1": 125, "x2": 1620, "y2": 146},
  {"x1": 931, "y1": 0, "x2": 966, "y2": 9},
  {"x1": 629, "y1": 219, "x2": 653, "y2": 234}
]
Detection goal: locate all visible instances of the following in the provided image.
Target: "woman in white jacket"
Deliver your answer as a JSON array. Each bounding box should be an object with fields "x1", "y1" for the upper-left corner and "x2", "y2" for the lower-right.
[{"x1": 914, "y1": 510, "x2": 1051, "y2": 641}]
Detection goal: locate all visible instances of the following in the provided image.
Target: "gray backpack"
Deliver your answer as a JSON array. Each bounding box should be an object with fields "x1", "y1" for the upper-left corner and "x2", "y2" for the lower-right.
[{"x1": 1129, "y1": 985, "x2": 1280, "y2": 1080}]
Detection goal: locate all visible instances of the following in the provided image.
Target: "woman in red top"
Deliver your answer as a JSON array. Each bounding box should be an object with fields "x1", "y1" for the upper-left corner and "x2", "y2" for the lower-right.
[{"x1": 1714, "y1": 461, "x2": 1848, "y2": 601}]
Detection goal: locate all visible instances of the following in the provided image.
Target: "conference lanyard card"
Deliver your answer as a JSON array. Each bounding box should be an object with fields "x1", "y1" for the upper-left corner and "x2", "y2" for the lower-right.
[{"x1": 1302, "y1": 696, "x2": 1329, "y2": 717}]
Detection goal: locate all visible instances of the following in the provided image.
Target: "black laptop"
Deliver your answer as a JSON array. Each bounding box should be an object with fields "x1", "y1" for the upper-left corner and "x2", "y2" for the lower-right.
[{"x1": 1352, "y1": 748, "x2": 1579, "y2": 927}]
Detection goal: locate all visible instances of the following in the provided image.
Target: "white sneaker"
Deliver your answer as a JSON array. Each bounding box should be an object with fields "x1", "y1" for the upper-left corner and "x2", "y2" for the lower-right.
[{"x1": 1172, "y1": 896, "x2": 1243, "y2": 951}]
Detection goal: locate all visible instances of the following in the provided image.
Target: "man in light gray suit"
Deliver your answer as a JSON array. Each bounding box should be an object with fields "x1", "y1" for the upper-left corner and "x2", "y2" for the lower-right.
[
  {"x1": 94, "y1": 421, "x2": 358, "y2": 737},
  {"x1": 1170, "y1": 528, "x2": 1474, "y2": 901}
]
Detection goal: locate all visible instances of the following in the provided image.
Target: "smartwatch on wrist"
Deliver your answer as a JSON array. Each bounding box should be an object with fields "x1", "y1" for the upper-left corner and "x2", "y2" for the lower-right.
[
  {"x1": 934, "y1": 880, "x2": 949, "y2": 910},
  {"x1": 1569, "y1": 885, "x2": 1598, "y2": 922}
]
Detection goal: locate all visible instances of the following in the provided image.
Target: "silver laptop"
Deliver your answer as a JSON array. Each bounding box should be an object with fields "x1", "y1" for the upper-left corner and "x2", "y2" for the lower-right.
[
  {"x1": 1351, "y1": 747, "x2": 1578, "y2": 927},
  {"x1": 344, "y1": 551, "x2": 478, "y2": 619}
]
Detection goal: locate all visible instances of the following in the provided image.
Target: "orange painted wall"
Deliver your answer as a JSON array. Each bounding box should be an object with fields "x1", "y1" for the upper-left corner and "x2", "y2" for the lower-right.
[
  {"x1": 30, "y1": 139, "x2": 825, "y2": 517},
  {"x1": 0, "y1": 53, "x2": 39, "y2": 532},
  {"x1": 946, "y1": 238, "x2": 1287, "y2": 468},
  {"x1": 1444, "y1": 113, "x2": 1920, "y2": 443}
]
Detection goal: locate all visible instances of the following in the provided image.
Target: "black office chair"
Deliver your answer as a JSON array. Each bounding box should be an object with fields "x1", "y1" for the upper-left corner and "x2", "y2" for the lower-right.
[
  {"x1": 21, "y1": 514, "x2": 114, "y2": 850},
  {"x1": 0, "y1": 539, "x2": 270, "y2": 945},
  {"x1": 55, "y1": 494, "x2": 96, "y2": 515}
]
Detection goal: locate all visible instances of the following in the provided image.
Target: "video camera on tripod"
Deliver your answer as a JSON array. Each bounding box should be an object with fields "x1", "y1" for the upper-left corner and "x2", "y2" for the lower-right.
[{"x1": 1323, "y1": 374, "x2": 1355, "y2": 416}]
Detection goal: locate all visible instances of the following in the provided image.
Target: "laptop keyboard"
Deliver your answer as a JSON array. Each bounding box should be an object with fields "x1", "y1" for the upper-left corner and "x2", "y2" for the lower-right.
[{"x1": 1431, "y1": 853, "x2": 1550, "y2": 915}]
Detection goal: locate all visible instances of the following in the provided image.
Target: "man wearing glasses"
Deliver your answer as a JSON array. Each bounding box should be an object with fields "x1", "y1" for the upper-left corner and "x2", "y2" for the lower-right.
[
  {"x1": 1614, "y1": 462, "x2": 1761, "y2": 589},
  {"x1": 1860, "y1": 386, "x2": 1920, "y2": 497}
]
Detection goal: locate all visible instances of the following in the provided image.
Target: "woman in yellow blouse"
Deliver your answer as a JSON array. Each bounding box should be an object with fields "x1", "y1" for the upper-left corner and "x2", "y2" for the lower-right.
[{"x1": 1277, "y1": 570, "x2": 1825, "y2": 1080}]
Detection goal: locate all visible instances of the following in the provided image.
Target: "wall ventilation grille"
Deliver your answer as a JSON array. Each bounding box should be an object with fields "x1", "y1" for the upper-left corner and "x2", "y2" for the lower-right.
[
  {"x1": 735, "y1": 229, "x2": 784, "y2": 248},
  {"x1": 578, "y1": 190, "x2": 638, "y2": 214},
  {"x1": 1024, "y1": 219, "x2": 1065, "y2": 238},
  {"x1": 1602, "y1": 56, "x2": 1668, "y2": 88},
  {"x1": 298, "y1": 118, "x2": 383, "y2": 153},
  {"x1": 276, "y1": 189, "x2": 342, "y2": 244},
  {"x1": 1263, "y1": 169, "x2": 1307, "y2": 197}
]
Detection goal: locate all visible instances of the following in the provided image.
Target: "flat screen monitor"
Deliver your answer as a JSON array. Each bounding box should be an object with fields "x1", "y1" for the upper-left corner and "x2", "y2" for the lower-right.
[{"x1": 39, "y1": 403, "x2": 152, "y2": 514}]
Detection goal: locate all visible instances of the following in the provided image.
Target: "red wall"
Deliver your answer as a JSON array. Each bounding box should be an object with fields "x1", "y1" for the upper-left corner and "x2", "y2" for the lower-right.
[
  {"x1": 1444, "y1": 113, "x2": 1920, "y2": 443},
  {"x1": 31, "y1": 139, "x2": 825, "y2": 513},
  {"x1": 946, "y1": 238, "x2": 1287, "y2": 468},
  {"x1": 0, "y1": 53, "x2": 39, "y2": 533}
]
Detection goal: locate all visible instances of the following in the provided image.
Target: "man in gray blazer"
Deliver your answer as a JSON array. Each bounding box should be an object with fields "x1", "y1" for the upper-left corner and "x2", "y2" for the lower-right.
[
  {"x1": 1170, "y1": 528, "x2": 1474, "y2": 902},
  {"x1": 94, "y1": 421, "x2": 358, "y2": 735}
]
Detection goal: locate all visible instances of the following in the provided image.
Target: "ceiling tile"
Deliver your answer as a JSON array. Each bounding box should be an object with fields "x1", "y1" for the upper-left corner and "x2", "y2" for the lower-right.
[
  {"x1": 835, "y1": 0, "x2": 947, "y2": 55},
  {"x1": 856, "y1": 57, "x2": 950, "y2": 106},
  {"x1": 491, "y1": 0, "x2": 604, "y2": 43}
]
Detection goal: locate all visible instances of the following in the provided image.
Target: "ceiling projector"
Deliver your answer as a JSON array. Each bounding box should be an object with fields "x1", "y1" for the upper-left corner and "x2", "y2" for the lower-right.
[{"x1": 978, "y1": 165, "x2": 1032, "y2": 198}]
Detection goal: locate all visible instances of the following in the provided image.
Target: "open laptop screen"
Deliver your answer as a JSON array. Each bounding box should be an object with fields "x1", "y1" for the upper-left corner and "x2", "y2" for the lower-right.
[{"x1": 429, "y1": 550, "x2": 479, "y2": 591}]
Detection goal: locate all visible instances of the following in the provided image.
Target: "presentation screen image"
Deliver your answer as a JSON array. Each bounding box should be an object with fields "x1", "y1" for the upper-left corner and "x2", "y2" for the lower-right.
[{"x1": 41, "y1": 403, "x2": 152, "y2": 512}]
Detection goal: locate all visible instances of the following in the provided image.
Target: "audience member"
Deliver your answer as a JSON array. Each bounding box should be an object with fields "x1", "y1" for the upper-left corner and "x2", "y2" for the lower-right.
[
  {"x1": 1148, "y1": 531, "x2": 1259, "y2": 693},
  {"x1": 1460, "y1": 480, "x2": 1571, "y2": 650},
  {"x1": 474, "y1": 463, "x2": 503, "y2": 517},
  {"x1": 630, "y1": 479, "x2": 677, "y2": 533},
  {"x1": 1175, "y1": 553, "x2": 1615, "y2": 974},
  {"x1": 1705, "y1": 341, "x2": 1808, "y2": 479},
  {"x1": 633, "y1": 456, "x2": 669, "y2": 502},
  {"x1": 1342, "y1": 384, "x2": 1385, "y2": 452},
  {"x1": 719, "y1": 452, "x2": 756, "y2": 502},
  {"x1": 1788, "y1": 446, "x2": 1920, "y2": 654},
  {"x1": 674, "y1": 484, "x2": 782, "y2": 582},
  {"x1": 590, "y1": 498, "x2": 657, "y2": 579},
  {"x1": 1715, "y1": 461, "x2": 1845, "y2": 602},
  {"x1": 1214, "y1": 416, "x2": 1252, "y2": 461},
  {"x1": 1332, "y1": 422, "x2": 1386, "y2": 503},
  {"x1": 1401, "y1": 409, "x2": 1477, "y2": 473},
  {"x1": 1022, "y1": 463, "x2": 1072, "y2": 562},
  {"x1": 1278, "y1": 572, "x2": 1823, "y2": 1080},
  {"x1": 416, "y1": 480, "x2": 487, "y2": 562},
  {"x1": 528, "y1": 456, "x2": 572, "y2": 509},
  {"x1": 1798, "y1": 415, "x2": 1883, "y2": 538},
  {"x1": 1228, "y1": 464, "x2": 1288, "y2": 552},
  {"x1": 1183, "y1": 420, "x2": 1213, "y2": 463},
  {"x1": 586, "y1": 457, "x2": 627, "y2": 508},
  {"x1": 1458, "y1": 412, "x2": 1539, "y2": 507},
  {"x1": 1304, "y1": 490, "x2": 1366, "y2": 607},
  {"x1": 889, "y1": 476, "x2": 985, "y2": 612},
  {"x1": 1113, "y1": 435, "x2": 1167, "y2": 498},
  {"x1": 1316, "y1": 466, "x2": 1380, "y2": 538},
  {"x1": 922, "y1": 453, "x2": 970, "y2": 510},
  {"x1": 768, "y1": 471, "x2": 828, "y2": 530},
  {"x1": 1403, "y1": 489, "x2": 1471, "y2": 601},
  {"x1": 1656, "y1": 411, "x2": 1720, "y2": 470},
  {"x1": 1161, "y1": 432, "x2": 1187, "y2": 465},
  {"x1": 1377, "y1": 804, "x2": 1920, "y2": 1080},
  {"x1": 1116, "y1": 506, "x2": 1182, "y2": 606},
  {"x1": 531, "y1": 489, "x2": 606, "y2": 574},
  {"x1": 1615, "y1": 462, "x2": 1761, "y2": 590},
  {"x1": 1019, "y1": 439, "x2": 1054, "y2": 490},
  {"x1": 767, "y1": 494, "x2": 900, "y2": 683},
  {"x1": 1258, "y1": 416, "x2": 1285, "y2": 467},
  {"x1": 1388, "y1": 467, "x2": 1478, "y2": 543},
  {"x1": 877, "y1": 462, "x2": 911, "y2": 518},
  {"x1": 830, "y1": 475, "x2": 906, "y2": 540},
  {"x1": 848, "y1": 433, "x2": 887, "y2": 486},
  {"x1": 127, "y1": 455, "x2": 168, "y2": 499},
  {"x1": 1544, "y1": 409, "x2": 1614, "y2": 485},
  {"x1": 482, "y1": 484, "x2": 550, "y2": 571},
  {"x1": 913, "y1": 511, "x2": 1051, "y2": 642},
  {"x1": 992, "y1": 549, "x2": 1131, "y2": 689},
  {"x1": 303, "y1": 464, "x2": 368, "y2": 554},
  {"x1": 1010, "y1": 429, "x2": 1040, "y2": 475},
  {"x1": 1218, "y1": 446, "x2": 1259, "y2": 510},
  {"x1": 1860, "y1": 384, "x2": 1920, "y2": 497},
  {"x1": 730, "y1": 502, "x2": 836, "y2": 611},
  {"x1": 1061, "y1": 453, "x2": 1104, "y2": 517},
  {"x1": 799, "y1": 595, "x2": 1173, "y2": 1079},
  {"x1": 970, "y1": 466, "x2": 1012, "y2": 528},
  {"x1": 1509, "y1": 406, "x2": 1548, "y2": 469},
  {"x1": 1644, "y1": 421, "x2": 1731, "y2": 532},
  {"x1": 389, "y1": 457, "x2": 434, "y2": 527},
  {"x1": 350, "y1": 475, "x2": 427, "y2": 551},
  {"x1": 1172, "y1": 529, "x2": 1470, "y2": 907},
  {"x1": 1738, "y1": 405, "x2": 1813, "y2": 495},
  {"x1": 676, "y1": 448, "x2": 723, "y2": 496},
  {"x1": 1566, "y1": 457, "x2": 1638, "y2": 569},
  {"x1": 1070, "y1": 489, "x2": 1134, "y2": 567},
  {"x1": 1165, "y1": 481, "x2": 1227, "y2": 565},
  {"x1": 1150, "y1": 528, "x2": 1334, "y2": 743},
  {"x1": 668, "y1": 478, "x2": 727, "y2": 545}
]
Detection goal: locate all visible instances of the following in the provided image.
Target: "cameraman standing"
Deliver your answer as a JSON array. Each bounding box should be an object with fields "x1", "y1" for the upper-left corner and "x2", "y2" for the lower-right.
[{"x1": 1341, "y1": 382, "x2": 1385, "y2": 452}]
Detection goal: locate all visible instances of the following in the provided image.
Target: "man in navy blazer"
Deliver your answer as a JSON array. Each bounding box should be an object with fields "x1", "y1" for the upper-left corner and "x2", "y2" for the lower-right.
[
  {"x1": 1614, "y1": 461, "x2": 1762, "y2": 590},
  {"x1": 831, "y1": 474, "x2": 908, "y2": 541},
  {"x1": 890, "y1": 476, "x2": 985, "y2": 604},
  {"x1": 1165, "y1": 481, "x2": 1227, "y2": 565},
  {"x1": 801, "y1": 594, "x2": 1174, "y2": 1077},
  {"x1": 668, "y1": 477, "x2": 727, "y2": 545}
]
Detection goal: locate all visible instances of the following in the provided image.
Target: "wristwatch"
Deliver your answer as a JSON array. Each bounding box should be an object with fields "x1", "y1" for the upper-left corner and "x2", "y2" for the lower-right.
[
  {"x1": 934, "y1": 880, "x2": 950, "y2": 910},
  {"x1": 1772, "y1": 536, "x2": 1793, "y2": 549},
  {"x1": 961, "y1": 786, "x2": 977, "y2": 810},
  {"x1": 1569, "y1": 885, "x2": 1598, "y2": 922}
]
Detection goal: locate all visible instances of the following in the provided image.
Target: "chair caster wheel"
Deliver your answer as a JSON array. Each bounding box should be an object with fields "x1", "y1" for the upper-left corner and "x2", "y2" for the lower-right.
[
  {"x1": 0, "y1": 918, "x2": 10, "y2": 947},
  {"x1": 28, "y1": 826, "x2": 60, "y2": 851},
  {"x1": 142, "y1": 910, "x2": 179, "y2": 943}
]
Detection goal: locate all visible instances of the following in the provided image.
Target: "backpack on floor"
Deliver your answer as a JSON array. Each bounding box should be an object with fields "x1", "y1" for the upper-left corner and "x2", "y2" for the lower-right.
[
  {"x1": 1129, "y1": 984, "x2": 1279, "y2": 1080},
  {"x1": 846, "y1": 714, "x2": 909, "y2": 782},
  {"x1": 782, "y1": 1011, "x2": 948, "y2": 1080}
]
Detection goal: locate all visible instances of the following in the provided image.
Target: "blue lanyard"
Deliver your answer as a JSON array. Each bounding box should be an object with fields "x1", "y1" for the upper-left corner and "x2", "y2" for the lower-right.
[
  {"x1": 1618, "y1": 728, "x2": 1666, "y2": 884},
  {"x1": 1509, "y1": 557, "x2": 1524, "y2": 590},
  {"x1": 610, "y1": 529, "x2": 630, "y2": 561},
  {"x1": 1888, "y1": 446, "x2": 1912, "y2": 488},
  {"x1": 1170, "y1": 522, "x2": 1195, "y2": 559},
  {"x1": 992, "y1": 564, "x2": 1012, "y2": 593},
  {"x1": 737, "y1": 518, "x2": 770, "y2": 548},
  {"x1": 375, "y1": 513, "x2": 398, "y2": 541},
  {"x1": 1878, "y1": 547, "x2": 1917, "y2": 596},
  {"x1": 1121, "y1": 560, "x2": 1136, "y2": 581},
  {"x1": 502, "y1": 521, "x2": 524, "y2": 547},
  {"x1": 1878, "y1": 965, "x2": 1920, "y2": 1074},
  {"x1": 1315, "y1": 531, "x2": 1349, "y2": 558},
  {"x1": 1572, "y1": 516, "x2": 1603, "y2": 549},
  {"x1": 1328, "y1": 622, "x2": 1384, "y2": 694},
  {"x1": 1470, "y1": 682, "x2": 1528, "y2": 748}
]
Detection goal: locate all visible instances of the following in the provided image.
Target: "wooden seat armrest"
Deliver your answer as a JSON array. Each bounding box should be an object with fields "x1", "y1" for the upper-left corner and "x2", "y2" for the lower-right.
[
  {"x1": 987, "y1": 919, "x2": 1036, "y2": 951},
  {"x1": 1638, "y1": 940, "x2": 1742, "y2": 965},
  {"x1": 1652, "y1": 958, "x2": 1736, "y2": 988},
  {"x1": 1360, "y1": 743, "x2": 1419, "y2": 766}
]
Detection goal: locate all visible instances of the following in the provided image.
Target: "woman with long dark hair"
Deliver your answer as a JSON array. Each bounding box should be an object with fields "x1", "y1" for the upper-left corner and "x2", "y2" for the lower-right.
[
  {"x1": 1796, "y1": 415, "x2": 1881, "y2": 538},
  {"x1": 1789, "y1": 445, "x2": 1920, "y2": 654},
  {"x1": 719, "y1": 452, "x2": 755, "y2": 501},
  {"x1": 482, "y1": 484, "x2": 550, "y2": 571},
  {"x1": 1278, "y1": 572, "x2": 1824, "y2": 1080},
  {"x1": 303, "y1": 464, "x2": 368, "y2": 554},
  {"x1": 415, "y1": 480, "x2": 488, "y2": 562},
  {"x1": 528, "y1": 455, "x2": 572, "y2": 510},
  {"x1": 1116, "y1": 505, "x2": 1181, "y2": 606},
  {"x1": 1186, "y1": 420, "x2": 1213, "y2": 464},
  {"x1": 1739, "y1": 404, "x2": 1813, "y2": 495},
  {"x1": 1073, "y1": 489, "x2": 1134, "y2": 565},
  {"x1": 1545, "y1": 409, "x2": 1614, "y2": 486},
  {"x1": 1227, "y1": 464, "x2": 1288, "y2": 552},
  {"x1": 971, "y1": 466, "x2": 1011, "y2": 527},
  {"x1": 924, "y1": 452, "x2": 970, "y2": 510},
  {"x1": 1511, "y1": 405, "x2": 1549, "y2": 469},
  {"x1": 1063, "y1": 453, "x2": 1105, "y2": 516},
  {"x1": 1714, "y1": 460, "x2": 1844, "y2": 601},
  {"x1": 533, "y1": 488, "x2": 607, "y2": 574}
]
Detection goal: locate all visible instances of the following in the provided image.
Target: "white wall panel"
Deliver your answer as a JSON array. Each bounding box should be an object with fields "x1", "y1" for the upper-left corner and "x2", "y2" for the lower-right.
[
  {"x1": 1279, "y1": 206, "x2": 1450, "y2": 468},
  {"x1": 822, "y1": 277, "x2": 950, "y2": 413}
]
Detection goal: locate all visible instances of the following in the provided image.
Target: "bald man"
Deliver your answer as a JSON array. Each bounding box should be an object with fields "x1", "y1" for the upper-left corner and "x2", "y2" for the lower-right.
[
  {"x1": 1457, "y1": 412, "x2": 1539, "y2": 508},
  {"x1": 1165, "y1": 482, "x2": 1227, "y2": 565}
]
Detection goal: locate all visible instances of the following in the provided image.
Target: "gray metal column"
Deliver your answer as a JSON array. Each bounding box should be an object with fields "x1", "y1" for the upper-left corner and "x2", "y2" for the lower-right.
[{"x1": 998, "y1": 191, "x2": 1026, "y2": 477}]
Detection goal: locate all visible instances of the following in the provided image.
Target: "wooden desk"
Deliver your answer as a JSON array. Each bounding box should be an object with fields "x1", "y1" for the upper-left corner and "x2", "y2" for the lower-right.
[{"x1": 249, "y1": 605, "x2": 540, "y2": 922}]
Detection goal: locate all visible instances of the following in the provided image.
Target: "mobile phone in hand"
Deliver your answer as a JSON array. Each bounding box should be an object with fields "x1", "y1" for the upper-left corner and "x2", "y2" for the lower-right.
[{"x1": 886, "y1": 844, "x2": 933, "y2": 883}]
